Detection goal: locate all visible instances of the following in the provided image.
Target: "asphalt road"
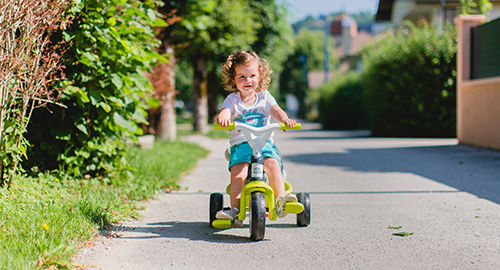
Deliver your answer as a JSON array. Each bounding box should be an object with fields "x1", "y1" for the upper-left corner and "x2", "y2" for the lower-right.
[{"x1": 75, "y1": 123, "x2": 500, "y2": 269}]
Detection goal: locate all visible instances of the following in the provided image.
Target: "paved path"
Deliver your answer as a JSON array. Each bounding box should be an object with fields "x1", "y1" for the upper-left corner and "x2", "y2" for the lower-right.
[{"x1": 75, "y1": 123, "x2": 500, "y2": 269}]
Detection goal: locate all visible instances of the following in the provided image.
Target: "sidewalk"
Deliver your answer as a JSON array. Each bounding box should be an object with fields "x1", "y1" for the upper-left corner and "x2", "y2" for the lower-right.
[{"x1": 75, "y1": 123, "x2": 500, "y2": 269}]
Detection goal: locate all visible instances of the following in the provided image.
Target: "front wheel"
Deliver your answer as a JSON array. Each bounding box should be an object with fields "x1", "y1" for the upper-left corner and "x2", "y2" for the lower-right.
[
  {"x1": 249, "y1": 192, "x2": 266, "y2": 241},
  {"x1": 296, "y1": 192, "x2": 310, "y2": 227}
]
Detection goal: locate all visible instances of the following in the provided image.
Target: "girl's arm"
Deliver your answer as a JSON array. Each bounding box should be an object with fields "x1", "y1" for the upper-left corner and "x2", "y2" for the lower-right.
[
  {"x1": 217, "y1": 108, "x2": 231, "y2": 127},
  {"x1": 270, "y1": 104, "x2": 296, "y2": 127}
]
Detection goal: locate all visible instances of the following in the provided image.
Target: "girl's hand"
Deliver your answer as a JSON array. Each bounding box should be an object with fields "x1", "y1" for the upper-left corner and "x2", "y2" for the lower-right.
[
  {"x1": 217, "y1": 108, "x2": 231, "y2": 128},
  {"x1": 284, "y1": 118, "x2": 296, "y2": 128},
  {"x1": 218, "y1": 118, "x2": 231, "y2": 128}
]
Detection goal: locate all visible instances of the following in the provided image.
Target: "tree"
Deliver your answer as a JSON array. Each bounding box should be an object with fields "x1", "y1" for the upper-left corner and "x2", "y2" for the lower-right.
[
  {"x1": 165, "y1": 0, "x2": 256, "y2": 133},
  {"x1": 279, "y1": 29, "x2": 333, "y2": 118},
  {"x1": 206, "y1": 0, "x2": 294, "y2": 121},
  {"x1": 460, "y1": 0, "x2": 492, "y2": 15},
  {"x1": 146, "y1": 8, "x2": 182, "y2": 141},
  {"x1": 248, "y1": 1, "x2": 294, "y2": 79}
]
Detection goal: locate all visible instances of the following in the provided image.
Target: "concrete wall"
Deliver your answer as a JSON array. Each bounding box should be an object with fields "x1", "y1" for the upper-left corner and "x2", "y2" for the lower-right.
[{"x1": 456, "y1": 15, "x2": 500, "y2": 150}]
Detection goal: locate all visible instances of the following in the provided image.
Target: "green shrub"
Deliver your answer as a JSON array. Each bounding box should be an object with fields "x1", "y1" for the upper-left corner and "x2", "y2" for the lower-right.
[
  {"x1": 362, "y1": 23, "x2": 457, "y2": 137},
  {"x1": 24, "y1": 0, "x2": 166, "y2": 177},
  {"x1": 317, "y1": 72, "x2": 368, "y2": 130}
]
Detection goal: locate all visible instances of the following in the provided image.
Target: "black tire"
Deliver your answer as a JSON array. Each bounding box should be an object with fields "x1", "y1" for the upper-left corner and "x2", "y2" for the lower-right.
[
  {"x1": 249, "y1": 192, "x2": 266, "y2": 241},
  {"x1": 209, "y1": 193, "x2": 224, "y2": 226},
  {"x1": 297, "y1": 192, "x2": 310, "y2": 227}
]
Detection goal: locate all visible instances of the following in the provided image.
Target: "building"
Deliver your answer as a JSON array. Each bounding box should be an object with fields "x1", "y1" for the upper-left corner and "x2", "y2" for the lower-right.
[{"x1": 375, "y1": 0, "x2": 500, "y2": 26}]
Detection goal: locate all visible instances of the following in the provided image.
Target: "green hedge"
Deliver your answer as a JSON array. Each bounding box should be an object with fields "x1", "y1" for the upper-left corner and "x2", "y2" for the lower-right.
[
  {"x1": 317, "y1": 72, "x2": 368, "y2": 130},
  {"x1": 362, "y1": 23, "x2": 457, "y2": 137},
  {"x1": 24, "y1": 0, "x2": 165, "y2": 177}
]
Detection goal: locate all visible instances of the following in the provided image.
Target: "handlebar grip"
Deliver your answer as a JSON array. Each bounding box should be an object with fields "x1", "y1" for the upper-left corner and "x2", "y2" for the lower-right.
[
  {"x1": 280, "y1": 122, "x2": 302, "y2": 130},
  {"x1": 213, "y1": 122, "x2": 236, "y2": 130}
]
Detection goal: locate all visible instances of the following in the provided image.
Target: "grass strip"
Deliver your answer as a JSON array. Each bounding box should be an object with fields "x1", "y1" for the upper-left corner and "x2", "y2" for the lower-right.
[{"x1": 0, "y1": 140, "x2": 207, "y2": 269}]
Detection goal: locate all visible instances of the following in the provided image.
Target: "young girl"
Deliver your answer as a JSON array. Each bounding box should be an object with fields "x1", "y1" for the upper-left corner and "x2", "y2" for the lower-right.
[{"x1": 216, "y1": 50, "x2": 297, "y2": 223}]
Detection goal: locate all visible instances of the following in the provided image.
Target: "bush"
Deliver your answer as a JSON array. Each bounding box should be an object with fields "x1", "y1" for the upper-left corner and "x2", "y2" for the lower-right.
[
  {"x1": 317, "y1": 72, "x2": 368, "y2": 130},
  {"x1": 0, "y1": 0, "x2": 70, "y2": 186},
  {"x1": 362, "y1": 22, "x2": 457, "y2": 137},
  {"x1": 24, "y1": 0, "x2": 166, "y2": 177}
]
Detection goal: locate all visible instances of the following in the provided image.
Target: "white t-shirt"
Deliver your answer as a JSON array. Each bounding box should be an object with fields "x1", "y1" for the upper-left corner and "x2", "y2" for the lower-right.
[{"x1": 221, "y1": 90, "x2": 278, "y2": 146}]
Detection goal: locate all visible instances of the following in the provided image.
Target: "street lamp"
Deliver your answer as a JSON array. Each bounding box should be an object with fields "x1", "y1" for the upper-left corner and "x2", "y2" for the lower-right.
[
  {"x1": 298, "y1": 54, "x2": 308, "y2": 87},
  {"x1": 319, "y1": 15, "x2": 330, "y2": 83}
]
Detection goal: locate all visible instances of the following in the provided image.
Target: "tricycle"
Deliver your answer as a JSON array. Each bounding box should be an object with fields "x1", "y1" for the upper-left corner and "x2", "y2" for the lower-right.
[{"x1": 209, "y1": 122, "x2": 310, "y2": 241}]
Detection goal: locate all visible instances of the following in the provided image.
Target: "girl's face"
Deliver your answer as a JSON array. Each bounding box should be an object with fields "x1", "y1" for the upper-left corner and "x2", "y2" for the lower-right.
[{"x1": 234, "y1": 61, "x2": 259, "y2": 95}]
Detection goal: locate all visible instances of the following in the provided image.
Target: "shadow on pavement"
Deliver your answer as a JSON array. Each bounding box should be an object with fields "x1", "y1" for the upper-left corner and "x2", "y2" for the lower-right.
[
  {"x1": 290, "y1": 130, "x2": 371, "y2": 140},
  {"x1": 285, "y1": 144, "x2": 500, "y2": 204},
  {"x1": 111, "y1": 221, "x2": 274, "y2": 244}
]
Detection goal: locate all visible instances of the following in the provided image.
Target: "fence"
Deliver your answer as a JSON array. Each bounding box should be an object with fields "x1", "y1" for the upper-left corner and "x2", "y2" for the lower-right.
[
  {"x1": 471, "y1": 17, "x2": 500, "y2": 79},
  {"x1": 456, "y1": 15, "x2": 500, "y2": 150}
]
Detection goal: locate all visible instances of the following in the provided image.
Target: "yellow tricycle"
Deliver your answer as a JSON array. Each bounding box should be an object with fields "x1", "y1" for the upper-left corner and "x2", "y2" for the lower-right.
[{"x1": 209, "y1": 122, "x2": 311, "y2": 241}]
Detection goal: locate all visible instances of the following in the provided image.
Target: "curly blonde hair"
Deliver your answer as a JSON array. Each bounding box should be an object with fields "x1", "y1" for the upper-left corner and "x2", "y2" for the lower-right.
[{"x1": 221, "y1": 50, "x2": 272, "y2": 92}]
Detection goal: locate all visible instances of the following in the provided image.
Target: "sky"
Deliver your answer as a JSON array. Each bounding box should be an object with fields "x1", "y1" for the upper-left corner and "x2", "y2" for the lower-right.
[{"x1": 285, "y1": 0, "x2": 380, "y2": 22}]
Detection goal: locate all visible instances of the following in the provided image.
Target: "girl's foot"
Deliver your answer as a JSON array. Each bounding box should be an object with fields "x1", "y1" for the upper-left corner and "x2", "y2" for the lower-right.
[
  {"x1": 276, "y1": 194, "x2": 298, "y2": 218},
  {"x1": 216, "y1": 207, "x2": 242, "y2": 227}
]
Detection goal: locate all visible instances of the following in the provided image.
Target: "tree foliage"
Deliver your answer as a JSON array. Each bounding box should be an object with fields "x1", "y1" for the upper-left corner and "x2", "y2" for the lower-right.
[
  {"x1": 164, "y1": 0, "x2": 256, "y2": 132},
  {"x1": 279, "y1": 28, "x2": 335, "y2": 118},
  {"x1": 460, "y1": 0, "x2": 492, "y2": 15},
  {"x1": 25, "y1": 0, "x2": 166, "y2": 177},
  {"x1": 165, "y1": 0, "x2": 293, "y2": 129},
  {"x1": 249, "y1": 1, "x2": 294, "y2": 76}
]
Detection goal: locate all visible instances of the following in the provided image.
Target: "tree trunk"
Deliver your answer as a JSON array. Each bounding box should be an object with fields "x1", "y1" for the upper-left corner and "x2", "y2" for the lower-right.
[
  {"x1": 192, "y1": 56, "x2": 208, "y2": 133},
  {"x1": 207, "y1": 69, "x2": 220, "y2": 123},
  {"x1": 148, "y1": 46, "x2": 177, "y2": 141},
  {"x1": 158, "y1": 46, "x2": 176, "y2": 141}
]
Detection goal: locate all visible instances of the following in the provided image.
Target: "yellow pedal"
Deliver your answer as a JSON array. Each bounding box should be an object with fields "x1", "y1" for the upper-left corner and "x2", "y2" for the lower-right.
[
  {"x1": 212, "y1": 219, "x2": 232, "y2": 229},
  {"x1": 285, "y1": 202, "x2": 304, "y2": 214}
]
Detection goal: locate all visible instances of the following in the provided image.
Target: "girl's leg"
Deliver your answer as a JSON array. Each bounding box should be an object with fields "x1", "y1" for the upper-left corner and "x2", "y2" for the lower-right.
[
  {"x1": 264, "y1": 157, "x2": 285, "y2": 199},
  {"x1": 230, "y1": 162, "x2": 249, "y2": 209},
  {"x1": 265, "y1": 157, "x2": 297, "y2": 218}
]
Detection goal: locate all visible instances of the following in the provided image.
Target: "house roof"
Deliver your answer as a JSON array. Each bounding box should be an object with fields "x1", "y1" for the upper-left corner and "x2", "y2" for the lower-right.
[
  {"x1": 375, "y1": 0, "x2": 395, "y2": 21},
  {"x1": 330, "y1": 13, "x2": 358, "y2": 36},
  {"x1": 375, "y1": 0, "x2": 500, "y2": 21}
]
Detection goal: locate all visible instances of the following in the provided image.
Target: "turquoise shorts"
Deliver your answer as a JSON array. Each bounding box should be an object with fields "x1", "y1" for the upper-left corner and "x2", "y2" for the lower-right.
[{"x1": 228, "y1": 141, "x2": 282, "y2": 171}]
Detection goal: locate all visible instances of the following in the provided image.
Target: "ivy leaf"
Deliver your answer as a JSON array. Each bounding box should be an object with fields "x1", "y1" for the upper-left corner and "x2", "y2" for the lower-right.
[
  {"x1": 132, "y1": 108, "x2": 147, "y2": 124},
  {"x1": 110, "y1": 74, "x2": 123, "y2": 89},
  {"x1": 151, "y1": 18, "x2": 167, "y2": 28},
  {"x1": 80, "y1": 52, "x2": 97, "y2": 67},
  {"x1": 107, "y1": 17, "x2": 116, "y2": 26},
  {"x1": 99, "y1": 102, "x2": 111, "y2": 113},
  {"x1": 113, "y1": 112, "x2": 136, "y2": 133},
  {"x1": 76, "y1": 123, "x2": 88, "y2": 135},
  {"x1": 146, "y1": 9, "x2": 156, "y2": 23}
]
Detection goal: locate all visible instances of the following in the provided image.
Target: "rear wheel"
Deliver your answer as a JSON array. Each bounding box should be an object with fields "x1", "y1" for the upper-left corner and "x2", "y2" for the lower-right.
[
  {"x1": 249, "y1": 192, "x2": 266, "y2": 240},
  {"x1": 296, "y1": 192, "x2": 310, "y2": 227},
  {"x1": 209, "y1": 193, "x2": 223, "y2": 226}
]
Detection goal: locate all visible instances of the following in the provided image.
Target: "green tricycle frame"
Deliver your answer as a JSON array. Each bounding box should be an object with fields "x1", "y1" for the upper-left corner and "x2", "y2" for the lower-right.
[{"x1": 209, "y1": 122, "x2": 311, "y2": 241}]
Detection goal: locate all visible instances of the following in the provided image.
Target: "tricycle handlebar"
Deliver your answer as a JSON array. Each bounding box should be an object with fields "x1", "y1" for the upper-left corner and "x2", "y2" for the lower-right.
[{"x1": 213, "y1": 122, "x2": 301, "y2": 131}]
